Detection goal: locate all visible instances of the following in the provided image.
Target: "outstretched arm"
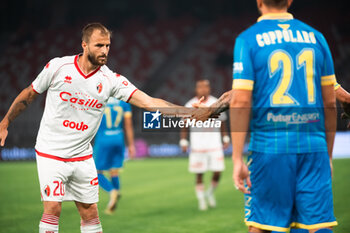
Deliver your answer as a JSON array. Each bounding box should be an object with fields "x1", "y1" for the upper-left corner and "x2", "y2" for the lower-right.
[
  {"x1": 128, "y1": 90, "x2": 190, "y2": 115},
  {"x1": 0, "y1": 85, "x2": 39, "y2": 146}
]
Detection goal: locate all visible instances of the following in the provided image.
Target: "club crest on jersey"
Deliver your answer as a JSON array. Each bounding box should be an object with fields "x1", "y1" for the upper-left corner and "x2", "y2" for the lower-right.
[
  {"x1": 44, "y1": 185, "x2": 50, "y2": 196},
  {"x1": 64, "y1": 76, "x2": 72, "y2": 84},
  {"x1": 96, "y1": 82, "x2": 103, "y2": 94},
  {"x1": 90, "y1": 177, "x2": 99, "y2": 186}
]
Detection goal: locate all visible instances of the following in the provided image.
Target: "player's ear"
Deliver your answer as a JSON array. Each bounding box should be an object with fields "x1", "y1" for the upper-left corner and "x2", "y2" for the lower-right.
[
  {"x1": 256, "y1": 0, "x2": 263, "y2": 9},
  {"x1": 81, "y1": 40, "x2": 87, "y2": 50},
  {"x1": 287, "y1": 0, "x2": 293, "y2": 8}
]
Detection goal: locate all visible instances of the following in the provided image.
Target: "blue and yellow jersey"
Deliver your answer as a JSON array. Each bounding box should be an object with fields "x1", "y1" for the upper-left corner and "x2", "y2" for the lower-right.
[
  {"x1": 232, "y1": 13, "x2": 336, "y2": 154},
  {"x1": 95, "y1": 98, "x2": 132, "y2": 139}
]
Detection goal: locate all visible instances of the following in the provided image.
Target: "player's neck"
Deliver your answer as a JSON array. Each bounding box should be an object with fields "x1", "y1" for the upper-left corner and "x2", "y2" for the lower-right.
[
  {"x1": 260, "y1": 5, "x2": 288, "y2": 15},
  {"x1": 77, "y1": 54, "x2": 99, "y2": 75}
]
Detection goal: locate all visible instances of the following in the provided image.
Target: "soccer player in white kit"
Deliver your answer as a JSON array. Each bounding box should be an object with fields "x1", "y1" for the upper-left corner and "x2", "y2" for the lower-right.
[
  {"x1": 180, "y1": 80, "x2": 230, "y2": 211},
  {"x1": 0, "y1": 23, "x2": 190, "y2": 233}
]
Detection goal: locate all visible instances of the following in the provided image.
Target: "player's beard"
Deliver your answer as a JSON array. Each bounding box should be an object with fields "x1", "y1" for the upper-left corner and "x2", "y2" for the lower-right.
[{"x1": 87, "y1": 53, "x2": 108, "y2": 66}]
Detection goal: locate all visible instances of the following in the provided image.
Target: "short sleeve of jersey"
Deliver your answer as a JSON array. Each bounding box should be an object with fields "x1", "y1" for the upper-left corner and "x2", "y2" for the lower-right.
[
  {"x1": 31, "y1": 58, "x2": 58, "y2": 94},
  {"x1": 111, "y1": 74, "x2": 138, "y2": 102},
  {"x1": 319, "y1": 34, "x2": 336, "y2": 86},
  {"x1": 232, "y1": 36, "x2": 255, "y2": 91}
]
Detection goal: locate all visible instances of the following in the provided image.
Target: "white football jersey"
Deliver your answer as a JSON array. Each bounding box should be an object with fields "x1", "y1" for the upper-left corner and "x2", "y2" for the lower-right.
[
  {"x1": 32, "y1": 55, "x2": 137, "y2": 159},
  {"x1": 185, "y1": 96, "x2": 227, "y2": 152}
]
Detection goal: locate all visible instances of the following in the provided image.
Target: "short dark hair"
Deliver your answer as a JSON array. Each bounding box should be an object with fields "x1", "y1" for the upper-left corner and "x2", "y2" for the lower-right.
[
  {"x1": 196, "y1": 79, "x2": 210, "y2": 86},
  {"x1": 82, "y1": 23, "x2": 112, "y2": 42},
  {"x1": 262, "y1": 0, "x2": 288, "y2": 9}
]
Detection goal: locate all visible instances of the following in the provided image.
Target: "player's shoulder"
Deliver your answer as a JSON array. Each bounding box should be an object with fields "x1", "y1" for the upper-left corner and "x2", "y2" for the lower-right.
[
  {"x1": 293, "y1": 19, "x2": 329, "y2": 46},
  {"x1": 45, "y1": 55, "x2": 75, "y2": 70},
  {"x1": 99, "y1": 65, "x2": 126, "y2": 80},
  {"x1": 234, "y1": 21, "x2": 264, "y2": 48}
]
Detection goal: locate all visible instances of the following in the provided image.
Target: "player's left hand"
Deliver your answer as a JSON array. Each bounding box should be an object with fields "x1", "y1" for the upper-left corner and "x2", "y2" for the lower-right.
[
  {"x1": 128, "y1": 145, "x2": 136, "y2": 159},
  {"x1": 233, "y1": 159, "x2": 251, "y2": 194}
]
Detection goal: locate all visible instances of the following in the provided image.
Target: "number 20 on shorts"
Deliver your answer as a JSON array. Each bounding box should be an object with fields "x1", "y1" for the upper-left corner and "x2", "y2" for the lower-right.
[{"x1": 53, "y1": 181, "x2": 65, "y2": 196}]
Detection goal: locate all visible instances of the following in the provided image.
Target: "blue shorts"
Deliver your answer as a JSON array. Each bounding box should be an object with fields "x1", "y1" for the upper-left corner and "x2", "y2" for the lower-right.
[
  {"x1": 93, "y1": 135, "x2": 125, "y2": 171},
  {"x1": 245, "y1": 151, "x2": 337, "y2": 232}
]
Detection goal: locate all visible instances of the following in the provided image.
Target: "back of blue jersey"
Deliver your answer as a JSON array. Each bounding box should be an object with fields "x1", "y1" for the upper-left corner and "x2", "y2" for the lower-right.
[
  {"x1": 232, "y1": 13, "x2": 336, "y2": 154},
  {"x1": 96, "y1": 98, "x2": 132, "y2": 138}
]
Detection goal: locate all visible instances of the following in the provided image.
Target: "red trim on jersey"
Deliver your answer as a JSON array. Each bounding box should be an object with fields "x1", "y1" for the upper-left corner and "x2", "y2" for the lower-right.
[
  {"x1": 126, "y1": 89, "x2": 138, "y2": 103},
  {"x1": 36, "y1": 150, "x2": 92, "y2": 162},
  {"x1": 31, "y1": 84, "x2": 40, "y2": 94},
  {"x1": 74, "y1": 55, "x2": 101, "y2": 79}
]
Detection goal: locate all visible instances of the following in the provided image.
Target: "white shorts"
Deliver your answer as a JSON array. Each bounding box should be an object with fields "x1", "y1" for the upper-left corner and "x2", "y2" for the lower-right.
[
  {"x1": 189, "y1": 150, "x2": 225, "y2": 173},
  {"x1": 36, "y1": 154, "x2": 99, "y2": 204}
]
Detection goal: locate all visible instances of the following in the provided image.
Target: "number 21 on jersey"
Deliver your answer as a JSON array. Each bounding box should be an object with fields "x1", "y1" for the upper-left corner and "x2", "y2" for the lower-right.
[{"x1": 269, "y1": 48, "x2": 315, "y2": 106}]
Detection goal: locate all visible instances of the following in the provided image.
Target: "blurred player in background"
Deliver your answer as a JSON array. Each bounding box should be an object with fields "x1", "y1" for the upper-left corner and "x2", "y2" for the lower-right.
[
  {"x1": 0, "y1": 22, "x2": 191, "y2": 233},
  {"x1": 93, "y1": 98, "x2": 135, "y2": 214},
  {"x1": 180, "y1": 79, "x2": 229, "y2": 211},
  {"x1": 229, "y1": 0, "x2": 338, "y2": 232}
]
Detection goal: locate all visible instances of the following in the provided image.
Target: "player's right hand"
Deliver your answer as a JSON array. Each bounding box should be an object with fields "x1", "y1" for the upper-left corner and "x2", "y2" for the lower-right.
[
  {"x1": 181, "y1": 145, "x2": 188, "y2": 153},
  {"x1": 233, "y1": 159, "x2": 251, "y2": 194},
  {"x1": 0, "y1": 122, "x2": 9, "y2": 147}
]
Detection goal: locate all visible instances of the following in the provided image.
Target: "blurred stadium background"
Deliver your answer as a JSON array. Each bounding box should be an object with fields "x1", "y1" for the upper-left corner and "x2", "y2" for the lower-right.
[{"x1": 0, "y1": 0, "x2": 349, "y2": 232}]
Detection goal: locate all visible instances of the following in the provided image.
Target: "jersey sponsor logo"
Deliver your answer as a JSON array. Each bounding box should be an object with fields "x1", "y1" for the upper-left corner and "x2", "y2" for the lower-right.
[
  {"x1": 90, "y1": 177, "x2": 99, "y2": 186},
  {"x1": 97, "y1": 82, "x2": 103, "y2": 93},
  {"x1": 63, "y1": 120, "x2": 89, "y2": 131},
  {"x1": 60, "y1": 92, "x2": 103, "y2": 110},
  {"x1": 44, "y1": 185, "x2": 50, "y2": 196},
  {"x1": 122, "y1": 80, "x2": 128, "y2": 86},
  {"x1": 266, "y1": 112, "x2": 320, "y2": 124},
  {"x1": 64, "y1": 76, "x2": 72, "y2": 84},
  {"x1": 233, "y1": 62, "x2": 244, "y2": 73}
]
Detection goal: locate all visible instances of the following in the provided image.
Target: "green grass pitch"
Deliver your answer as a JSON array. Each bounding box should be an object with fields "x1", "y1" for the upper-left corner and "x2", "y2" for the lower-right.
[{"x1": 0, "y1": 158, "x2": 349, "y2": 233}]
